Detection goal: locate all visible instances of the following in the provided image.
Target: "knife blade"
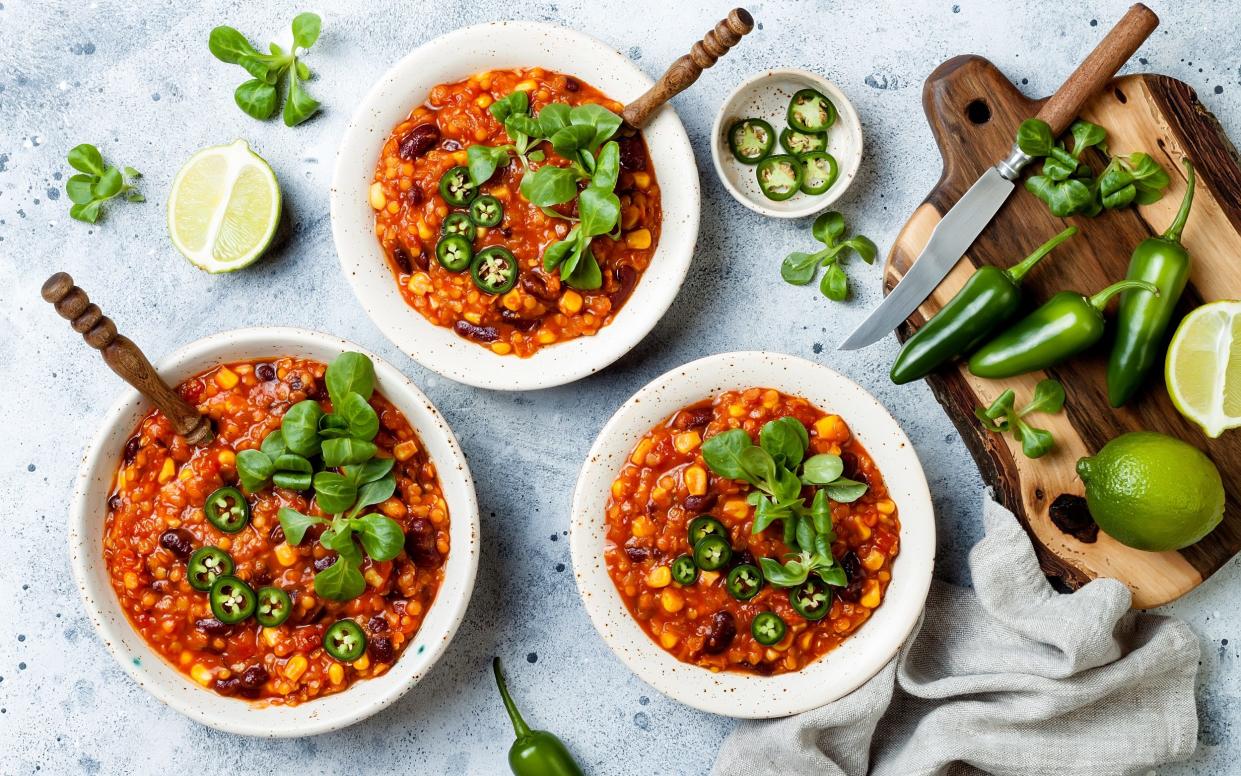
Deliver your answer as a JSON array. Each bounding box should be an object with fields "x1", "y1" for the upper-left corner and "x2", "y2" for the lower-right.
[{"x1": 838, "y1": 160, "x2": 1023, "y2": 351}]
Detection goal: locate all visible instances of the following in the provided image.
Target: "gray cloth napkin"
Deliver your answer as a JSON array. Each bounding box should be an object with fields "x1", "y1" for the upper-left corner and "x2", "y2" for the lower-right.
[{"x1": 713, "y1": 495, "x2": 1200, "y2": 776}]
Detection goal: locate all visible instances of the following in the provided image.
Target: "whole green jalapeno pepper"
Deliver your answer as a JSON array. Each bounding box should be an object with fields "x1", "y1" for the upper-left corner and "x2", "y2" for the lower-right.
[
  {"x1": 890, "y1": 226, "x2": 1078, "y2": 384},
  {"x1": 969, "y1": 279, "x2": 1160, "y2": 379},
  {"x1": 1107, "y1": 159, "x2": 1196, "y2": 406},
  {"x1": 493, "y1": 657, "x2": 584, "y2": 776}
]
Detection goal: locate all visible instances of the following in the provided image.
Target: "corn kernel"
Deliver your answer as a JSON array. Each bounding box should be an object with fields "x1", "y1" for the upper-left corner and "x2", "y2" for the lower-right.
[
  {"x1": 365, "y1": 568, "x2": 385, "y2": 588},
  {"x1": 856, "y1": 523, "x2": 872, "y2": 540},
  {"x1": 536, "y1": 330, "x2": 557, "y2": 344},
  {"x1": 560, "y1": 290, "x2": 583, "y2": 315},
  {"x1": 876, "y1": 499, "x2": 896, "y2": 515},
  {"x1": 283, "y1": 655, "x2": 308, "y2": 681},
  {"x1": 178, "y1": 467, "x2": 193, "y2": 481},
  {"x1": 646, "y1": 566, "x2": 671, "y2": 588},
  {"x1": 157, "y1": 458, "x2": 176, "y2": 484},
  {"x1": 862, "y1": 548, "x2": 886, "y2": 572},
  {"x1": 453, "y1": 150, "x2": 468, "y2": 165},
  {"x1": 630, "y1": 438, "x2": 653, "y2": 466},
  {"x1": 123, "y1": 572, "x2": 139, "y2": 590},
  {"x1": 474, "y1": 94, "x2": 494, "y2": 108},
  {"x1": 699, "y1": 570, "x2": 720, "y2": 586},
  {"x1": 684, "y1": 465, "x2": 707, "y2": 496},
  {"x1": 369, "y1": 182, "x2": 386, "y2": 210},
  {"x1": 514, "y1": 79, "x2": 538, "y2": 92},
  {"x1": 190, "y1": 664, "x2": 213, "y2": 686},
  {"x1": 179, "y1": 650, "x2": 193, "y2": 667},
  {"x1": 394, "y1": 440, "x2": 418, "y2": 461},
  {"x1": 328, "y1": 662, "x2": 345, "y2": 685},
  {"x1": 631, "y1": 516, "x2": 655, "y2": 538},
  {"x1": 379, "y1": 498, "x2": 407, "y2": 519},
  {"x1": 722, "y1": 499, "x2": 749, "y2": 520},
  {"x1": 660, "y1": 632, "x2": 680, "y2": 649},
  {"x1": 217, "y1": 449, "x2": 236, "y2": 467},
  {"x1": 263, "y1": 628, "x2": 280, "y2": 647},
  {"x1": 275, "y1": 543, "x2": 298, "y2": 567},
  {"x1": 624, "y1": 228, "x2": 652, "y2": 250},
  {"x1": 631, "y1": 172, "x2": 651, "y2": 190},
  {"x1": 502, "y1": 290, "x2": 522, "y2": 311},
  {"x1": 673, "y1": 431, "x2": 702, "y2": 454},
  {"x1": 491, "y1": 342, "x2": 513, "y2": 355},
  {"x1": 660, "y1": 588, "x2": 685, "y2": 613},
  {"x1": 353, "y1": 654, "x2": 370, "y2": 671},
  {"x1": 408, "y1": 272, "x2": 432, "y2": 295},
  {"x1": 860, "y1": 580, "x2": 881, "y2": 608},
  {"x1": 621, "y1": 205, "x2": 641, "y2": 229},
  {"x1": 417, "y1": 220, "x2": 434, "y2": 241},
  {"x1": 728, "y1": 403, "x2": 746, "y2": 418},
  {"x1": 464, "y1": 311, "x2": 483, "y2": 324}
]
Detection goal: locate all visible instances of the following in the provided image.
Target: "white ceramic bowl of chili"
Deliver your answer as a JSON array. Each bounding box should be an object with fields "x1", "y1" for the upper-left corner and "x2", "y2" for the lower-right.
[
  {"x1": 569, "y1": 351, "x2": 934, "y2": 718},
  {"x1": 331, "y1": 21, "x2": 700, "y2": 390},
  {"x1": 68, "y1": 327, "x2": 480, "y2": 736}
]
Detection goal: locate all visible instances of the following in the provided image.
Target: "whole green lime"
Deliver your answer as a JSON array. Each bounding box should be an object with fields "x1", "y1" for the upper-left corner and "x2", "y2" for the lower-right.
[{"x1": 1076, "y1": 431, "x2": 1224, "y2": 551}]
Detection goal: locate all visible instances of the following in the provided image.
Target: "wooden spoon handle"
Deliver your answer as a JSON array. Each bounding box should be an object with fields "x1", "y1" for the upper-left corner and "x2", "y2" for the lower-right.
[
  {"x1": 1034, "y1": 3, "x2": 1158, "y2": 136},
  {"x1": 42, "y1": 272, "x2": 214, "y2": 446},
  {"x1": 622, "y1": 8, "x2": 754, "y2": 128}
]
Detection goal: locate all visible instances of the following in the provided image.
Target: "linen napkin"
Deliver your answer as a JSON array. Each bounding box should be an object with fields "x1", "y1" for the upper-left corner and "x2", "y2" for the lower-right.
[{"x1": 713, "y1": 495, "x2": 1200, "y2": 776}]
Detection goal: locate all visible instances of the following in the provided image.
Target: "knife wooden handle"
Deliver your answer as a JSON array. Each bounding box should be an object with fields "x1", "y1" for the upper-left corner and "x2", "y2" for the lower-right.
[{"x1": 1035, "y1": 3, "x2": 1158, "y2": 136}]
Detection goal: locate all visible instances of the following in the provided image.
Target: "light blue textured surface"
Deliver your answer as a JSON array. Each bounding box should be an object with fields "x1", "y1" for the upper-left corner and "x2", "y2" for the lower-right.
[{"x1": 2, "y1": 1, "x2": 1237, "y2": 773}]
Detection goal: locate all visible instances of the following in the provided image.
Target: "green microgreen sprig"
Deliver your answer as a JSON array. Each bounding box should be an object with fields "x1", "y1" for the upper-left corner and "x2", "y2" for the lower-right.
[
  {"x1": 209, "y1": 12, "x2": 321, "y2": 126},
  {"x1": 64, "y1": 144, "x2": 143, "y2": 223},
  {"x1": 780, "y1": 211, "x2": 878, "y2": 301},
  {"x1": 974, "y1": 379, "x2": 1066, "y2": 459}
]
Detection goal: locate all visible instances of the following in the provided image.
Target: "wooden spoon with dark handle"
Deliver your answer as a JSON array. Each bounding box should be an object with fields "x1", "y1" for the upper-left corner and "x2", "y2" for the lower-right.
[
  {"x1": 42, "y1": 272, "x2": 214, "y2": 445},
  {"x1": 622, "y1": 8, "x2": 755, "y2": 128}
]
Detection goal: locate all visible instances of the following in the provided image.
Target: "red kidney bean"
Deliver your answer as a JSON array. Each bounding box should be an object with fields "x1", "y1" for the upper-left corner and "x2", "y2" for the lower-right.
[
  {"x1": 520, "y1": 272, "x2": 558, "y2": 302},
  {"x1": 369, "y1": 636, "x2": 395, "y2": 664},
  {"x1": 398, "y1": 124, "x2": 440, "y2": 160},
  {"x1": 405, "y1": 181, "x2": 424, "y2": 206},
  {"x1": 841, "y1": 452, "x2": 860, "y2": 479},
  {"x1": 673, "y1": 406, "x2": 714, "y2": 429},
  {"x1": 702, "y1": 611, "x2": 736, "y2": 654},
  {"x1": 239, "y1": 665, "x2": 269, "y2": 690},
  {"x1": 107, "y1": 494, "x2": 121, "y2": 511},
  {"x1": 500, "y1": 309, "x2": 539, "y2": 332},
  {"x1": 617, "y1": 135, "x2": 646, "y2": 171},
  {"x1": 564, "y1": 78, "x2": 579, "y2": 92},
  {"x1": 624, "y1": 546, "x2": 653, "y2": 563},
  {"x1": 159, "y1": 528, "x2": 195, "y2": 559},
  {"x1": 392, "y1": 247, "x2": 413, "y2": 274},
  {"x1": 255, "y1": 363, "x2": 276, "y2": 381},
  {"x1": 405, "y1": 518, "x2": 441, "y2": 568},
  {"x1": 453, "y1": 320, "x2": 500, "y2": 343},
  {"x1": 313, "y1": 552, "x2": 339, "y2": 573},
  {"x1": 195, "y1": 617, "x2": 233, "y2": 637},
  {"x1": 838, "y1": 551, "x2": 865, "y2": 603},
  {"x1": 213, "y1": 676, "x2": 242, "y2": 696},
  {"x1": 609, "y1": 264, "x2": 638, "y2": 311},
  {"x1": 268, "y1": 524, "x2": 286, "y2": 545},
  {"x1": 442, "y1": 139, "x2": 462, "y2": 152},
  {"x1": 123, "y1": 436, "x2": 141, "y2": 462},
  {"x1": 368, "y1": 614, "x2": 389, "y2": 633},
  {"x1": 179, "y1": 380, "x2": 204, "y2": 404},
  {"x1": 683, "y1": 493, "x2": 718, "y2": 512}
]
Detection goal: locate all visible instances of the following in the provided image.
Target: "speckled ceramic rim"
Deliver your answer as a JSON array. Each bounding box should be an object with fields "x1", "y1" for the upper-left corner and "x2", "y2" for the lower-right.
[
  {"x1": 330, "y1": 21, "x2": 700, "y2": 391},
  {"x1": 68, "y1": 327, "x2": 480, "y2": 737},
  {"x1": 569, "y1": 351, "x2": 934, "y2": 718},
  {"x1": 711, "y1": 68, "x2": 864, "y2": 218}
]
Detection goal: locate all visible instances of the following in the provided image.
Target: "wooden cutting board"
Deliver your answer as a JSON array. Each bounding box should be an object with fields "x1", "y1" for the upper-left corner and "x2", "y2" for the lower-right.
[{"x1": 886, "y1": 55, "x2": 1241, "y2": 608}]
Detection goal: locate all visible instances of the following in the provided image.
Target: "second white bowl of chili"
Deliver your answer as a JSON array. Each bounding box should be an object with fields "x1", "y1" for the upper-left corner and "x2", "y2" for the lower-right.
[
  {"x1": 570, "y1": 351, "x2": 934, "y2": 718},
  {"x1": 332, "y1": 21, "x2": 699, "y2": 390}
]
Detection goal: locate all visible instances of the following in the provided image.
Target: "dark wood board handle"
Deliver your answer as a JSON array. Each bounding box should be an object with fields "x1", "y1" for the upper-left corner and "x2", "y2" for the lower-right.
[
  {"x1": 42, "y1": 272, "x2": 214, "y2": 446},
  {"x1": 1035, "y1": 3, "x2": 1158, "y2": 135},
  {"x1": 622, "y1": 8, "x2": 754, "y2": 128}
]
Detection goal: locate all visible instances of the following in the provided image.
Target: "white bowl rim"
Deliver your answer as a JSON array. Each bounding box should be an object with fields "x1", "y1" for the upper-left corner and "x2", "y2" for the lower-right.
[
  {"x1": 330, "y1": 20, "x2": 701, "y2": 391},
  {"x1": 68, "y1": 326, "x2": 480, "y2": 736},
  {"x1": 569, "y1": 350, "x2": 934, "y2": 718},
  {"x1": 710, "y1": 67, "x2": 865, "y2": 219}
]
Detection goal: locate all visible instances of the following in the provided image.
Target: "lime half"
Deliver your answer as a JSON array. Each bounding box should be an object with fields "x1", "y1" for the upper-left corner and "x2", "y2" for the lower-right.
[
  {"x1": 1166, "y1": 300, "x2": 1241, "y2": 438},
  {"x1": 167, "y1": 140, "x2": 281, "y2": 273}
]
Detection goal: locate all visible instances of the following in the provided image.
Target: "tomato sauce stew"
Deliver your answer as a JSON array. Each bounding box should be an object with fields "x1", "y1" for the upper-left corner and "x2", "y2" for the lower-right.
[
  {"x1": 604, "y1": 388, "x2": 900, "y2": 674},
  {"x1": 103, "y1": 358, "x2": 449, "y2": 704},
  {"x1": 371, "y1": 67, "x2": 661, "y2": 357}
]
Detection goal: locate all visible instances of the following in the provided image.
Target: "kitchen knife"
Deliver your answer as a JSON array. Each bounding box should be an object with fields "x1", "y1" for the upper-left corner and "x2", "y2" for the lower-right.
[{"x1": 839, "y1": 3, "x2": 1159, "y2": 351}]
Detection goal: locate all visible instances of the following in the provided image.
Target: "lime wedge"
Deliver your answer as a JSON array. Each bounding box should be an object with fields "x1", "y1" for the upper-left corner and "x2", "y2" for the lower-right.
[
  {"x1": 167, "y1": 140, "x2": 281, "y2": 273},
  {"x1": 1166, "y1": 300, "x2": 1241, "y2": 438}
]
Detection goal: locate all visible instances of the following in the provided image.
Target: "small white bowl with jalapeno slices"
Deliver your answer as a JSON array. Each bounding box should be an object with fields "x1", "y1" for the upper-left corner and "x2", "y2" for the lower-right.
[{"x1": 712, "y1": 69, "x2": 864, "y2": 218}]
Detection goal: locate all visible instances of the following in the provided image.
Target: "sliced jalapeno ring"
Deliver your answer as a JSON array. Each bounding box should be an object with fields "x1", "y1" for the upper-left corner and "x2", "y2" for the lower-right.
[
  {"x1": 727, "y1": 118, "x2": 775, "y2": 164},
  {"x1": 693, "y1": 535, "x2": 733, "y2": 571},
  {"x1": 442, "y1": 211, "x2": 475, "y2": 238},
  {"x1": 187, "y1": 546, "x2": 234, "y2": 592},
  {"x1": 468, "y1": 195, "x2": 504, "y2": 227},
  {"x1": 671, "y1": 554, "x2": 699, "y2": 586},
  {"x1": 790, "y1": 577, "x2": 833, "y2": 621},
  {"x1": 687, "y1": 516, "x2": 727, "y2": 547},
  {"x1": 255, "y1": 586, "x2": 293, "y2": 628},
  {"x1": 726, "y1": 563, "x2": 763, "y2": 601},
  {"x1": 470, "y1": 245, "x2": 519, "y2": 294},
  {"x1": 436, "y1": 234, "x2": 474, "y2": 271},
  {"x1": 779, "y1": 127, "x2": 827, "y2": 155},
  {"x1": 438, "y1": 165, "x2": 477, "y2": 207},
  {"x1": 324, "y1": 619, "x2": 367, "y2": 662},
  {"x1": 205, "y1": 486, "x2": 250, "y2": 533},
  {"x1": 751, "y1": 611, "x2": 787, "y2": 646},
  {"x1": 799, "y1": 151, "x2": 839, "y2": 195},
  {"x1": 756, "y1": 154, "x2": 804, "y2": 202},
  {"x1": 209, "y1": 575, "x2": 256, "y2": 625},
  {"x1": 787, "y1": 88, "x2": 837, "y2": 133}
]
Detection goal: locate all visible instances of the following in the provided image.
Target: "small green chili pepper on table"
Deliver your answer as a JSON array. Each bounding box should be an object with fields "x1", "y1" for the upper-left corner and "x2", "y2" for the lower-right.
[
  {"x1": 1107, "y1": 159, "x2": 1196, "y2": 407},
  {"x1": 494, "y1": 657, "x2": 584, "y2": 776},
  {"x1": 969, "y1": 279, "x2": 1160, "y2": 379},
  {"x1": 890, "y1": 226, "x2": 1078, "y2": 384}
]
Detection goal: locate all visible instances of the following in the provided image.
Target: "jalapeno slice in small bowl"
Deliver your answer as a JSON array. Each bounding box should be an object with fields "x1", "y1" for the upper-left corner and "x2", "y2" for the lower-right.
[
  {"x1": 468, "y1": 195, "x2": 504, "y2": 227},
  {"x1": 187, "y1": 546, "x2": 234, "y2": 592},
  {"x1": 799, "y1": 151, "x2": 839, "y2": 195},
  {"x1": 671, "y1": 554, "x2": 699, "y2": 586},
  {"x1": 205, "y1": 486, "x2": 250, "y2": 533},
  {"x1": 470, "y1": 245, "x2": 519, "y2": 294},
  {"x1": 790, "y1": 577, "x2": 833, "y2": 621},
  {"x1": 751, "y1": 611, "x2": 787, "y2": 646},
  {"x1": 779, "y1": 127, "x2": 827, "y2": 155},
  {"x1": 324, "y1": 619, "x2": 367, "y2": 662},
  {"x1": 693, "y1": 535, "x2": 733, "y2": 571},
  {"x1": 687, "y1": 516, "x2": 727, "y2": 547},
  {"x1": 756, "y1": 154, "x2": 804, "y2": 202},
  {"x1": 787, "y1": 88, "x2": 837, "y2": 133},
  {"x1": 442, "y1": 211, "x2": 474, "y2": 238},
  {"x1": 255, "y1": 586, "x2": 293, "y2": 627},
  {"x1": 436, "y1": 235, "x2": 473, "y2": 271},
  {"x1": 438, "y1": 165, "x2": 477, "y2": 207},
  {"x1": 726, "y1": 563, "x2": 763, "y2": 601},
  {"x1": 209, "y1": 575, "x2": 256, "y2": 624},
  {"x1": 727, "y1": 118, "x2": 775, "y2": 164}
]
